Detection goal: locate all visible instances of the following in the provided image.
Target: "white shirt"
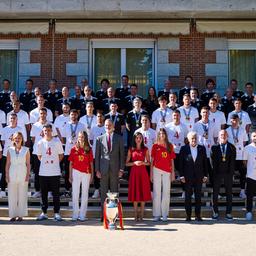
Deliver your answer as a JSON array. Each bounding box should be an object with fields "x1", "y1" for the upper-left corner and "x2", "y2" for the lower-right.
[
  {"x1": 166, "y1": 122, "x2": 188, "y2": 154},
  {"x1": 37, "y1": 137, "x2": 64, "y2": 176},
  {"x1": 90, "y1": 125, "x2": 106, "y2": 158},
  {"x1": 7, "y1": 110, "x2": 30, "y2": 141},
  {"x1": 30, "y1": 122, "x2": 58, "y2": 154},
  {"x1": 152, "y1": 107, "x2": 173, "y2": 131},
  {"x1": 54, "y1": 114, "x2": 70, "y2": 137},
  {"x1": 227, "y1": 110, "x2": 251, "y2": 132},
  {"x1": 62, "y1": 121, "x2": 85, "y2": 155},
  {"x1": 29, "y1": 107, "x2": 53, "y2": 124},
  {"x1": 134, "y1": 127, "x2": 156, "y2": 154},
  {"x1": 0, "y1": 109, "x2": 6, "y2": 125},
  {"x1": 79, "y1": 114, "x2": 97, "y2": 138},
  {"x1": 1, "y1": 126, "x2": 26, "y2": 156},
  {"x1": 243, "y1": 143, "x2": 256, "y2": 180},
  {"x1": 193, "y1": 120, "x2": 218, "y2": 158},
  {"x1": 209, "y1": 110, "x2": 226, "y2": 132},
  {"x1": 226, "y1": 126, "x2": 248, "y2": 160},
  {"x1": 190, "y1": 145, "x2": 198, "y2": 162},
  {"x1": 178, "y1": 105, "x2": 199, "y2": 131}
]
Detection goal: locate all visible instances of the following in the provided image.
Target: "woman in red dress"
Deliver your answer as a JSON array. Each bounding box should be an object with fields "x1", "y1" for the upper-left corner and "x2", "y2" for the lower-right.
[{"x1": 126, "y1": 132, "x2": 151, "y2": 221}]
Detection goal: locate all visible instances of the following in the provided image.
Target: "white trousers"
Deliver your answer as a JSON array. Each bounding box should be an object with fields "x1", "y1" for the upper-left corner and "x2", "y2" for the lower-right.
[
  {"x1": 153, "y1": 167, "x2": 171, "y2": 218},
  {"x1": 8, "y1": 182, "x2": 28, "y2": 218},
  {"x1": 72, "y1": 169, "x2": 91, "y2": 219}
]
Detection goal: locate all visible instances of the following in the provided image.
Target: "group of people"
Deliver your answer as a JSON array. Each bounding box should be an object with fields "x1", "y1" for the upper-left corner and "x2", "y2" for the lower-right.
[{"x1": 0, "y1": 74, "x2": 256, "y2": 223}]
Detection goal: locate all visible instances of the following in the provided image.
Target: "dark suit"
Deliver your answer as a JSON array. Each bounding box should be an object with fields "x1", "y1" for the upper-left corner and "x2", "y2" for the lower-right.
[
  {"x1": 179, "y1": 144, "x2": 208, "y2": 218},
  {"x1": 95, "y1": 132, "x2": 125, "y2": 208},
  {"x1": 210, "y1": 143, "x2": 236, "y2": 214}
]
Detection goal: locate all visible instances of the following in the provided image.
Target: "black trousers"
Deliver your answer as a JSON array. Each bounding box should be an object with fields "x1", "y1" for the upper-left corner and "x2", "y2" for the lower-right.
[
  {"x1": 184, "y1": 180, "x2": 202, "y2": 218},
  {"x1": 64, "y1": 155, "x2": 71, "y2": 191},
  {"x1": 39, "y1": 175, "x2": 60, "y2": 214},
  {"x1": 93, "y1": 160, "x2": 100, "y2": 190},
  {"x1": 212, "y1": 173, "x2": 233, "y2": 214},
  {"x1": 246, "y1": 177, "x2": 256, "y2": 212},
  {"x1": 236, "y1": 160, "x2": 246, "y2": 189},
  {"x1": 174, "y1": 154, "x2": 185, "y2": 192},
  {"x1": 0, "y1": 156, "x2": 6, "y2": 191},
  {"x1": 207, "y1": 158, "x2": 213, "y2": 187},
  {"x1": 32, "y1": 154, "x2": 41, "y2": 191}
]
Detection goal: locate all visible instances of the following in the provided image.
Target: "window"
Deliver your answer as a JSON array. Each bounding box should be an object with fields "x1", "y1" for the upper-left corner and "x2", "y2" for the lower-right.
[
  {"x1": 91, "y1": 40, "x2": 155, "y2": 97},
  {"x1": 0, "y1": 40, "x2": 18, "y2": 90},
  {"x1": 229, "y1": 40, "x2": 256, "y2": 89}
]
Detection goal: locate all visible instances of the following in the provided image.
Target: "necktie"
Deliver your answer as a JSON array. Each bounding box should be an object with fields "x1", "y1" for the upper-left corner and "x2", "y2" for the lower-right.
[{"x1": 107, "y1": 134, "x2": 111, "y2": 152}]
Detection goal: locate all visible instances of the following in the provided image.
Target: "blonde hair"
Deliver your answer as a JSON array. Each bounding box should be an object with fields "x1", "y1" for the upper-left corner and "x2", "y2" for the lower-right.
[{"x1": 12, "y1": 132, "x2": 24, "y2": 147}]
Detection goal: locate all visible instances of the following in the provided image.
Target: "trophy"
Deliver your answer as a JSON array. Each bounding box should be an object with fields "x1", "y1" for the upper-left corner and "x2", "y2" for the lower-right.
[{"x1": 103, "y1": 192, "x2": 124, "y2": 230}]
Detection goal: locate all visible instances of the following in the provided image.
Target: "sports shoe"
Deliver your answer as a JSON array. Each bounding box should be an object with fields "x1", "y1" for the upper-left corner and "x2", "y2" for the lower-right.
[
  {"x1": 180, "y1": 191, "x2": 185, "y2": 199},
  {"x1": 162, "y1": 216, "x2": 168, "y2": 222},
  {"x1": 239, "y1": 189, "x2": 246, "y2": 199},
  {"x1": 32, "y1": 191, "x2": 41, "y2": 198},
  {"x1": 92, "y1": 189, "x2": 100, "y2": 199},
  {"x1": 153, "y1": 217, "x2": 161, "y2": 222},
  {"x1": 225, "y1": 214, "x2": 233, "y2": 221},
  {"x1": 36, "y1": 212, "x2": 48, "y2": 221},
  {"x1": 48, "y1": 192, "x2": 53, "y2": 199},
  {"x1": 78, "y1": 217, "x2": 88, "y2": 222},
  {"x1": 218, "y1": 194, "x2": 222, "y2": 199},
  {"x1": 212, "y1": 212, "x2": 219, "y2": 220},
  {"x1": 0, "y1": 191, "x2": 6, "y2": 197},
  {"x1": 54, "y1": 213, "x2": 63, "y2": 222},
  {"x1": 246, "y1": 212, "x2": 253, "y2": 221},
  {"x1": 192, "y1": 193, "x2": 195, "y2": 199},
  {"x1": 71, "y1": 216, "x2": 78, "y2": 221}
]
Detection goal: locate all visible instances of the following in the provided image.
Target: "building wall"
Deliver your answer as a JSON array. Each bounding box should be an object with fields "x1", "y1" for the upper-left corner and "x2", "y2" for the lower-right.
[{"x1": 1, "y1": 28, "x2": 256, "y2": 94}]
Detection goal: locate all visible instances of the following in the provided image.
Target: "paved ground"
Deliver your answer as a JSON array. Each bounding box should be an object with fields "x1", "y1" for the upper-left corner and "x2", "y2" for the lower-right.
[{"x1": 0, "y1": 218, "x2": 255, "y2": 256}]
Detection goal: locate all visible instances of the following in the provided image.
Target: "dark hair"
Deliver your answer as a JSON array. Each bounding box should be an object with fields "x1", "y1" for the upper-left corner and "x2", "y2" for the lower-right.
[
  {"x1": 62, "y1": 102, "x2": 70, "y2": 108},
  {"x1": 234, "y1": 98, "x2": 242, "y2": 103},
  {"x1": 158, "y1": 95, "x2": 167, "y2": 102},
  {"x1": 43, "y1": 123, "x2": 52, "y2": 129},
  {"x1": 141, "y1": 114, "x2": 151, "y2": 121},
  {"x1": 206, "y1": 78, "x2": 215, "y2": 86},
  {"x1": 130, "y1": 83, "x2": 138, "y2": 89},
  {"x1": 173, "y1": 109, "x2": 181, "y2": 115},
  {"x1": 70, "y1": 109, "x2": 78, "y2": 114},
  {"x1": 39, "y1": 107, "x2": 47, "y2": 113},
  {"x1": 10, "y1": 113, "x2": 17, "y2": 118},
  {"x1": 131, "y1": 132, "x2": 145, "y2": 150},
  {"x1": 201, "y1": 106, "x2": 209, "y2": 111},
  {"x1": 122, "y1": 75, "x2": 129, "y2": 80},
  {"x1": 230, "y1": 79, "x2": 238, "y2": 84},
  {"x1": 3, "y1": 79, "x2": 10, "y2": 84},
  {"x1": 209, "y1": 97, "x2": 217, "y2": 103},
  {"x1": 101, "y1": 78, "x2": 110, "y2": 85},
  {"x1": 146, "y1": 86, "x2": 158, "y2": 105},
  {"x1": 185, "y1": 75, "x2": 193, "y2": 81},
  {"x1": 245, "y1": 82, "x2": 254, "y2": 87},
  {"x1": 156, "y1": 128, "x2": 173, "y2": 153},
  {"x1": 49, "y1": 79, "x2": 57, "y2": 84},
  {"x1": 26, "y1": 79, "x2": 33, "y2": 84},
  {"x1": 183, "y1": 93, "x2": 190, "y2": 99}
]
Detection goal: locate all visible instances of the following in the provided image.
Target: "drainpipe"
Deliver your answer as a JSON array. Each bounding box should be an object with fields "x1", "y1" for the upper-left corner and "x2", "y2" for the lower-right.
[{"x1": 50, "y1": 19, "x2": 56, "y2": 79}]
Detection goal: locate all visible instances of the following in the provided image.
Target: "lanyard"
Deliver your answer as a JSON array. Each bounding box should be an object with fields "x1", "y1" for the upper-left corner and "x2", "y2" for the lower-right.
[
  {"x1": 231, "y1": 127, "x2": 239, "y2": 143},
  {"x1": 183, "y1": 107, "x2": 191, "y2": 121},
  {"x1": 86, "y1": 115, "x2": 94, "y2": 129},
  {"x1": 220, "y1": 143, "x2": 227, "y2": 161},
  {"x1": 110, "y1": 113, "x2": 118, "y2": 126},
  {"x1": 70, "y1": 123, "x2": 78, "y2": 138},
  {"x1": 235, "y1": 111, "x2": 243, "y2": 125},
  {"x1": 160, "y1": 108, "x2": 167, "y2": 122},
  {"x1": 134, "y1": 112, "x2": 141, "y2": 127}
]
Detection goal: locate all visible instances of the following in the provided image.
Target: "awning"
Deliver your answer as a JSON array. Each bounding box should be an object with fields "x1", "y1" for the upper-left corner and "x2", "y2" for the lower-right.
[
  {"x1": 197, "y1": 21, "x2": 256, "y2": 33},
  {"x1": 0, "y1": 22, "x2": 49, "y2": 34},
  {"x1": 55, "y1": 22, "x2": 190, "y2": 35}
]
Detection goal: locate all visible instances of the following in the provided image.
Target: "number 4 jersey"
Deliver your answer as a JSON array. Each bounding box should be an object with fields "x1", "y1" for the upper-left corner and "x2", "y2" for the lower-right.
[{"x1": 37, "y1": 137, "x2": 64, "y2": 176}]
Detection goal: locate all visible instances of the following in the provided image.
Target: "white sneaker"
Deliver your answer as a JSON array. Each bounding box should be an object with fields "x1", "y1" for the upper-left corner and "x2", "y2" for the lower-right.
[
  {"x1": 54, "y1": 213, "x2": 63, "y2": 222},
  {"x1": 239, "y1": 189, "x2": 246, "y2": 199},
  {"x1": 246, "y1": 212, "x2": 253, "y2": 221},
  {"x1": 181, "y1": 191, "x2": 185, "y2": 199},
  {"x1": 32, "y1": 191, "x2": 41, "y2": 198},
  {"x1": 36, "y1": 212, "x2": 48, "y2": 221},
  {"x1": 92, "y1": 189, "x2": 100, "y2": 199},
  {"x1": 48, "y1": 192, "x2": 53, "y2": 199},
  {"x1": 162, "y1": 216, "x2": 168, "y2": 222},
  {"x1": 192, "y1": 193, "x2": 195, "y2": 199},
  {"x1": 78, "y1": 217, "x2": 88, "y2": 222},
  {"x1": 218, "y1": 194, "x2": 222, "y2": 199},
  {"x1": 153, "y1": 217, "x2": 161, "y2": 222},
  {"x1": 71, "y1": 216, "x2": 78, "y2": 221},
  {"x1": 0, "y1": 191, "x2": 6, "y2": 197}
]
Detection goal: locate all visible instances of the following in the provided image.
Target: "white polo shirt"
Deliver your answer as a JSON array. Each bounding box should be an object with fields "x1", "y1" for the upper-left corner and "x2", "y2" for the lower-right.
[
  {"x1": 243, "y1": 143, "x2": 256, "y2": 180},
  {"x1": 134, "y1": 127, "x2": 156, "y2": 154},
  {"x1": 166, "y1": 122, "x2": 188, "y2": 154},
  {"x1": 178, "y1": 105, "x2": 199, "y2": 132},
  {"x1": 152, "y1": 107, "x2": 173, "y2": 131},
  {"x1": 37, "y1": 137, "x2": 64, "y2": 176},
  {"x1": 30, "y1": 107, "x2": 53, "y2": 124},
  {"x1": 209, "y1": 110, "x2": 226, "y2": 132},
  {"x1": 79, "y1": 114, "x2": 97, "y2": 138},
  {"x1": 226, "y1": 126, "x2": 248, "y2": 160},
  {"x1": 193, "y1": 120, "x2": 218, "y2": 158},
  {"x1": 90, "y1": 125, "x2": 106, "y2": 158},
  {"x1": 54, "y1": 114, "x2": 70, "y2": 137},
  {"x1": 62, "y1": 121, "x2": 85, "y2": 155},
  {"x1": 227, "y1": 110, "x2": 251, "y2": 132},
  {"x1": 30, "y1": 122, "x2": 58, "y2": 154},
  {"x1": 1, "y1": 125, "x2": 26, "y2": 156}
]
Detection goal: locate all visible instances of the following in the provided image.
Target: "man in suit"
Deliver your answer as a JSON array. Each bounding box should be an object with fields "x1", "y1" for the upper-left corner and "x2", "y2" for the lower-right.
[
  {"x1": 95, "y1": 119, "x2": 125, "y2": 216},
  {"x1": 179, "y1": 131, "x2": 208, "y2": 221},
  {"x1": 210, "y1": 130, "x2": 236, "y2": 220}
]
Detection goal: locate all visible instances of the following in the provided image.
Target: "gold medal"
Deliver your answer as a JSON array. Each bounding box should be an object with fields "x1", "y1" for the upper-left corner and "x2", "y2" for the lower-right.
[{"x1": 222, "y1": 156, "x2": 226, "y2": 162}]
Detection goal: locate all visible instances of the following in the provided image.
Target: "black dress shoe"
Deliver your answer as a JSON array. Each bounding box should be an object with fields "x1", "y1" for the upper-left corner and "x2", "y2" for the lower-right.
[
  {"x1": 195, "y1": 217, "x2": 203, "y2": 222},
  {"x1": 100, "y1": 217, "x2": 103, "y2": 222},
  {"x1": 186, "y1": 217, "x2": 191, "y2": 222}
]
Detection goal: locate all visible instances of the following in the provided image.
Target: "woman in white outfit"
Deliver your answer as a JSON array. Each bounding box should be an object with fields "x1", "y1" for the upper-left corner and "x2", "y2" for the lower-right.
[
  {"x1": 5, "y1": 132, "x2": 30, "y2": 221},
  {"x1": 69, "y1": 131, "x2": 94, "y2": 221}
]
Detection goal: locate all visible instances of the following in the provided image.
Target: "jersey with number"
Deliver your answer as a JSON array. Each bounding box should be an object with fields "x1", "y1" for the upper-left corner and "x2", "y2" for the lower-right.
[
  {"x1": 134, "y1": 127, "x2": 156, "y2": 154},
  {"x1": 37, "y1": 137, "x2": 64, "y2": 176},
  {"x1": 30, "y1": 122, "x2": 58, "y2": 154},
  {"x1": 208, "y1": 110, "x2": 226, "y2": 132},
  {"x1": 1, "y1": 126, "x2": 26, "y2": 156}
]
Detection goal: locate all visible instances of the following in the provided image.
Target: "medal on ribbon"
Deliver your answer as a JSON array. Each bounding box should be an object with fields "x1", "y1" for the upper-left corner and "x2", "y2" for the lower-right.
[
  {"x1": 160, "y1": 108, "x2": 167, "y2": 123},
  {"x1": 201, "y1": 122, "x2": 209, "y2": 140},
  {"x1": 220, "y1": 144, "x2": 227, "y2": 162},
  {"x1": 134, "y1": 112, "x2": 141, "y2": 127},
  {"x1": 231, "y1": 127, "x2": 239, "y2": 144},
  {"x1": 70, "y1": 123, "x2": 78, "y2": 144},
  {"x1": 183, "y1": 107, "x2": 191, "y2": 121},
  {"x1": 86, "y1": 115, "x2": 94, "y2": 130}
]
